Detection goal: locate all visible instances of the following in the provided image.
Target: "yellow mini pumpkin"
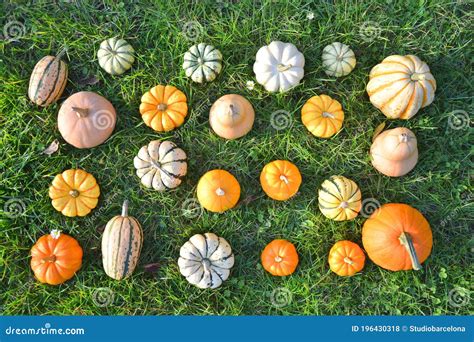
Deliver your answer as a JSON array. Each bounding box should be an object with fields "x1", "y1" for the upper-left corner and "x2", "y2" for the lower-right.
[
  {"x1": 139, "y1": 85, "x2": 188, "y2": 132},
  {"x1": 318, "y1": 176, "x2": 361, "y2": 221},
  {"x1": 196, "y1": 169, "x2": 241, "y2": 213},
  {"x1": 366, "y1": 55, "x2": 436, "y2": 120},
  {"x1": 260, "y1": 160, "x2": 302, "y2": 201},
  {"x1": 48, "y1": 169, "x2": 100, "y2": 217},
  {"x1": 301, "y1": 95, "x2": 344, "y2": 138}
]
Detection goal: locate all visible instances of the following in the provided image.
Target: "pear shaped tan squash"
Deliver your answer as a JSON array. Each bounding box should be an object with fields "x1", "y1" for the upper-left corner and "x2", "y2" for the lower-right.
[
  {"x1": 58, "y1": 91, "x2": 117, "y2": 149},
  {"x1": 209, "y1": 94, "x2": 254, "y2": 140},
  {"x1": 370, "y1": 127, "x2": 418, "y2": 177}
]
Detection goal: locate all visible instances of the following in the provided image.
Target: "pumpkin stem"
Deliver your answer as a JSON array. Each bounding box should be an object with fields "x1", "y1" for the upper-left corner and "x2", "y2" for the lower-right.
[
  {"x1": 275, "y1": 256, "x2": 283, "y2": 263},
  {"x1": 215, "y1": 187, "x2": 225, "y2": 196},
  {"x1": 343, "y1": 257, "x2": 354, "y2": 265},
  {"x1": 202, "y1": 258, "x2": 211, "y2": 273},
  {"x1": 411, "y1": 73, "x2": 426, "y2": 81},
  {"x1": 157, "y1": 103, "x2": 168, "y2": 111},
  {"x1": 69, "y1": 189, "x2": 79, "y2": 198},
  {"x1": 399, "y1": 231, "x2": 422, "y2": 271},
  {"x1": 42, "y1": 255, "x2": 57, "y2": 263},
  {"x1": 399, "y1": 133, "x2": 409, "y2": 143},
  {"x1": 72, "y1": 107, "x2": 89, "y2": 118},
  {"x1": 279, "y1": 175, "x2": 289, "y2": 184},
  {"x1": 227, "y1": 104, "x2": 238, "y2": 118},
  {"x1": 121, "y1": 200, "x2": 129, "y2": 217},
  {"x1": 322, "y1": 112, "x2": 335, "y2": 119},
  {"x1": 339, "y1": 201, "x2": 349, "y2": 209},
  {"x1": 56, "y1": 46, "x2": 68, "y2": 59},
  {"x1": 277, "y1": 64, "x2": 292, "y2": 72}
]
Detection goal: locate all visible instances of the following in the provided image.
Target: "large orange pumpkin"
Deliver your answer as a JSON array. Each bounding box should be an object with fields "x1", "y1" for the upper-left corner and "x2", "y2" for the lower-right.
[
  {"x1": 48, "y1": 169, "x2": 100, "y2": 217},
  {"x1": 139, "y1": 85, "x2": 188, "y2": 132},
  {"x1": 196, "y1": 169, "x2": 241, "y2": 213},
  {"x1": 301, "y1": 95, "x2": 344, "y2": 138},
  {"x1": 260, "y1": 160, "x2": 302, "y2": 201},
  {"x1": 328, "y1": 240, "x2": 365, "y2": 277},
  {"x1": 362, "y1": 203, "x2": 432, "y2": 271},
  {"x1": 30, "y1": 231, "x2": 83, "y2": 285},
  {"x1": 261, "y1": 239, "x2": 299, "y2": 276}
]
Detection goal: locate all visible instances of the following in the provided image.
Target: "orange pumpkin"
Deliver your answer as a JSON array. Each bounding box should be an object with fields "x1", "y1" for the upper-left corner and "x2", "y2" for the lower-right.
[
  {"x1": 196, "y1": 169, "x2": 241, "y2": 213},
  {"x1": 139, "y1": 85, "x2": 188, "y2": 132},
  {"x1": 328, "y1": 240, "x2": 365, "y2": 276},
  {"x1": 48, "y1": 169, "x2": 100, "y2": 217},
  {"x1": 260, "y1": 160, "x2": 302, "y2": 201},
  {"x1": 30, "y1": 231, "x2": 83, "y2": 285},
  {"x1": 362, "y1": 203, "x2": 432, "y2": 271},
  {"x1": 301, "y1": 95, "x2": 344, "y2": 138},
  {"x1": 261, "y1": 239, "x2": 299, "y2": 276}
]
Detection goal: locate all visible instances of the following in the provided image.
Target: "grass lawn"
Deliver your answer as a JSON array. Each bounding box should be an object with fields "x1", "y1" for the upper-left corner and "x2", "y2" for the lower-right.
[{"x1": 0, "y1": 0, "x2": 472, "y2": 315}]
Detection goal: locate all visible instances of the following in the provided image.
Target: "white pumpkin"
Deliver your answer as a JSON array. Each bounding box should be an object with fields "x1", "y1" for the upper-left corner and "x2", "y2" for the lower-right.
[
  {"x1": 178, "y1": 233, "x2": 234, "y2": 289},
  {"x1": 253, "y1": 41, "x2": 305, "y2": 92},
  {"x1": 366, "y1": 55, "x2": 436, "y2": 119},
  {"x1": 322, "y1": 42, "x2": 356, "y2": 77},
  {"x1": 97, "y1": 37, "x2": 135, "y2": 75},
  {"x1": 133, "y1": 140, "x2": 187, "y2": 191},
  {"x1": 182, "y1": 43, "x2": 223, "y2": 83}
]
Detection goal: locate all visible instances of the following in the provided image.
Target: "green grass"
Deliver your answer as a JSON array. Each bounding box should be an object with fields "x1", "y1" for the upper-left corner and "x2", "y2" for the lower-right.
[{"x1": 0, "y1": 0, "x2": 472, "y2": 315}]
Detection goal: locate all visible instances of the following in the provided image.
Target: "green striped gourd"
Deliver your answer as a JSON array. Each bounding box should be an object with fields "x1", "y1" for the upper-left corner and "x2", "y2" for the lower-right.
[
  {"x1": 182, "y1": 43, "x2": 222, "y2": 83},
  {"x1": 28, "y1": 55, "x2": 68, "y2": 107},
  {"x1": 97, "y1": 37, "x2": 135, "y2": 75},
  {"x1": 102, "y1": 200, "x2": 143, "y2": 280}
]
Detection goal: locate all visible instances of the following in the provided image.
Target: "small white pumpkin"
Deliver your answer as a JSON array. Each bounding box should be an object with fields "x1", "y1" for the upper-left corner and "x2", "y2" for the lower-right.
[
  {"x1": 182, "y1": 43, "x2": 223, "y2": 83},
  {"x1": 253, "y1": 41, "x2": 305, "y2": 92},
  {"x1": 322, "y1": 42, "x2": 356, "y2": 77},
  {"x1": 97, "y1": 37, "x2": 135, "y2": 75},
  {"x1": 133, "y1": 140, "x2": 187, "y2": 191},
  {"x1": 178, "y1": 233, "x2": 234, "y2": 289}
]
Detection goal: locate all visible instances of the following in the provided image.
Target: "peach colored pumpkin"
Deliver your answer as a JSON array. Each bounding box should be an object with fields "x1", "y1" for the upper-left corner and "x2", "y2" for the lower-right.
[
  {"x1": 209, "y1": 94, "x2": 255, "y2": 140},
  {"x1": 370, "y1": 127, "x2": 418, "y2": 177},
  {"x1": 58, "y1": 91, "x2": 116, "y2": 149}
]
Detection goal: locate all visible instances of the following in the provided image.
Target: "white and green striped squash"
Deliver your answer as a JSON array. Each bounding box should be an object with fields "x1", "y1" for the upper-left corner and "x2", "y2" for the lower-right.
[
  {"x1": 102, "y1": 200, "x2": 143, "y2": 280},
  {"x1": 178, "y1": 233, "x2": 234, "y2": 289},
  {"x1": 182, "y1": 43, "x2": 222, "y2": 83},
  {"x1": 28, "y1": 55, "x2": 68, "y2": 107},
  {"x1": 97, "y1": 37, "x2": 135, "y2": 75},
  {"x1": 322, "y1": 42, "x2": 356, "y2": 77}
]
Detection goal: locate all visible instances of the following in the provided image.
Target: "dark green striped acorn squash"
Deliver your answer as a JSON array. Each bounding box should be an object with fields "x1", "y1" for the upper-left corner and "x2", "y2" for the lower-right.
[
  {"x1": 28, "y1": 55, "x2": 68, "y2": 107},
  {"x1": 102, "y1": 200, "x2": 143, "y2": 280}
]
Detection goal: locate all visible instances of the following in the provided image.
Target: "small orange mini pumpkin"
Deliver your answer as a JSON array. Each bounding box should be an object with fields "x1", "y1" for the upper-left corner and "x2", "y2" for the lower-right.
[
  {"x1": 30, "y1": 230, "x2": 83, "y2": 285},
  {"x1": 139, "y1": 85, "x2": 188, "y2": 132},
  {"x1": 48, "y1": 169, "x2": 100, "y2": 217},
  {"x1": 362, "y1": 203, "x2": 433, "y2": 271},
  {"x1": 328, "y1": 240, "x2": 365, "y2": 276},
  {"x1": 260, "y1": 160, "x2": 302, "y2": 201},
  {"x1": 261, "y1": 239, "x2": 299, "y2": 276},
  {"x1": 301, "y1": 95, "x2": 344, "y2": 138},
  {"x1": 196, "y1": 169, "x2": 241, "y2": 213}
]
